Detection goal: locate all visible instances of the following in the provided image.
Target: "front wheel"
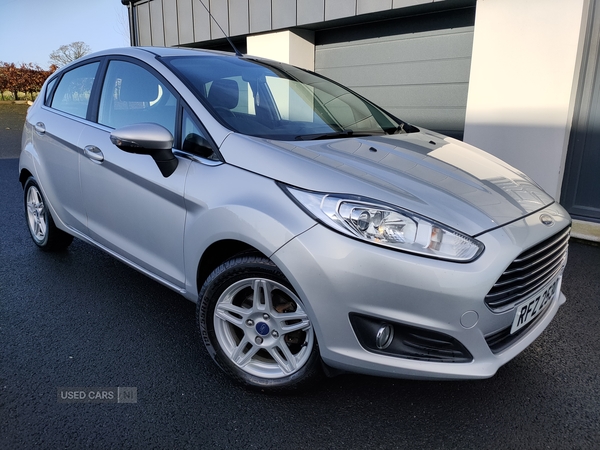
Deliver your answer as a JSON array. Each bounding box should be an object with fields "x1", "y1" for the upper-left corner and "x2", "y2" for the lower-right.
[
  {"x1": 198, "y1": 253, "x2": 321, "y2": 390},
  {"x1": 24, "y1": 177, "x2": 73, "y2": 251}
]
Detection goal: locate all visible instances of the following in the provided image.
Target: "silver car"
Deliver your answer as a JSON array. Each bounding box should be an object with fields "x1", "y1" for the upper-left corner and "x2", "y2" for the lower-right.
[{"x1": 20, "y1": 47, "x2": 570, "y2": 390}]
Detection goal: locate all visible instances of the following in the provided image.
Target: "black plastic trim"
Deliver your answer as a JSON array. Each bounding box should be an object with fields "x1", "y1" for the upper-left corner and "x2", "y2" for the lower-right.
[{"x1": 349, "y1": 313, "x2": 473, "y2": 363}]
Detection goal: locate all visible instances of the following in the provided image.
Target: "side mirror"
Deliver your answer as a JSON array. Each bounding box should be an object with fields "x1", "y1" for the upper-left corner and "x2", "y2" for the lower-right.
[{"x1": 110, "y1": 123, "x2": 178, "y2": 177}]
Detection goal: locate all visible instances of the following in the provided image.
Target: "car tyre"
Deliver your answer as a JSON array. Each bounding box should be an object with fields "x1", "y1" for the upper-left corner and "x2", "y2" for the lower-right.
[
  {"x1": 24, "y1": 177, "x2": 74, "y2": 251},
  {"x1": 198, "y1": 253, "x2": 321, "y2": 391}
]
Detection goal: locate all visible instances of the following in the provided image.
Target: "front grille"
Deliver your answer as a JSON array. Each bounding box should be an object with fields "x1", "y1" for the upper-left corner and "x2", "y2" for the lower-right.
[{"x1": 484, "y1": 226, "x2": 570, "y2": 312}]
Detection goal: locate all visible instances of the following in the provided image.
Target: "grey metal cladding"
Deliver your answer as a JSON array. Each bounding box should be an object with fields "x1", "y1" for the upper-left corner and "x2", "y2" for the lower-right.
[
  {"x1": 209, "y1": 0, "x2": 230, "y2": 39},
  {"x1": 150, "y1": 0, "x2": 165, "y2": 46},
  {"x1": 177, "y1": 0, "x2": 195, "y2": 45},
  {"x1": 164, "y1": 0, "x2": 179, "y2": 46},
  {"x1": 272, "y1": 0, "x2": 297, "y2": 29},
  {"x1": 193, "y1": 0, "x2": 211, "y2": 42},
  {"x1": 297, "y1": 0, "x2": 325, "y2": 25},
  {"x1": 357, "y1": 0, "x2": 391, "y2": 15},
  {"x1": 325, "y1": 0, "x2": 356, "y2": 21},
  {"x1": 133, "y1": 0, "x2": 443, "y2": 46},
  {"x1": 317, "y1": 30, "x2": 473, "y2": 67},
  {"x1": 249, "y1": 0, "x2": 271, "y2": 33},
  {"x1": 315, "y1": 23, "x2": 474, "y2": 138},
  {"x1": 230, "y1": 0, "x2": 250, "y2": 36},
  {"x1": 137, "y1": 2, "x2": 152, "y2": 46}
]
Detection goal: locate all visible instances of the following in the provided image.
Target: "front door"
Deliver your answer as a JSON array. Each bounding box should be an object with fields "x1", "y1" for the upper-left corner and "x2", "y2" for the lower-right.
[{"x1": 79, "y1": 59, "x2": 189, "y2": 288}]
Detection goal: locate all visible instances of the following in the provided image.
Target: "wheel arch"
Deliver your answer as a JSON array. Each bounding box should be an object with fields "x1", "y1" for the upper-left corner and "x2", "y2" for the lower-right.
[
  {"x1": 196, "y1": 239, "x2": 265, "y2": 296},
  {"x1": 19, "y1": 168, "x2": 34, "y2": 187}
]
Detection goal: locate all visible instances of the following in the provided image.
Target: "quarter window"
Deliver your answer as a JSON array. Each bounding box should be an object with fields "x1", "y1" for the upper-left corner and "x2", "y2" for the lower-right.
[
  {"x1": 44, "y1": 77, "x2": 58, "y2": 106},
  {"x1": 182, "y1": 110, "x2": 217, "y2": 160},
  {"x1": 50, "y1": 62, "x2": 99, "y2": 119},
  {"x1": 98, "y1": 60, "x2": 177, "y2": 136}
]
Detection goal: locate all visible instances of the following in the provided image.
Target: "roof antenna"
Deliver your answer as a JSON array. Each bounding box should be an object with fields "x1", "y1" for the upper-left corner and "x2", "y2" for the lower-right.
[{"x1": 197, "y1": 0, "x2": 243, "y2": 57}]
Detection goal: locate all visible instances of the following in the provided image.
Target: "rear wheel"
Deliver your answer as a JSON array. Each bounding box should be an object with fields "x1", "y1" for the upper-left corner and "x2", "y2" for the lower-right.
[
  {"x1": 198, "y1": 253, "x2": 320, "y2": 390},
  {"x1": 24, "y1": 177, "x2": 73, "y2": 251}
]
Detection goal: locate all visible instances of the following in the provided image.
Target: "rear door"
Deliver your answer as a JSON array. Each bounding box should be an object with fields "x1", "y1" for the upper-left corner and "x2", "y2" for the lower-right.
[
  {"x1": 31, "y1": 61, "x2": 100, "y2": 234},
  {"x1": 79, "y1": 59, "x2": 190, "y2": 288}
]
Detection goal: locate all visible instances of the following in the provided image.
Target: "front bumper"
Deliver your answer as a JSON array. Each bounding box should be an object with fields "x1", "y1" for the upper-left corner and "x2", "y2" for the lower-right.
[{"x1": 271, "y1": 204, "x2": 570, "y2": 380}]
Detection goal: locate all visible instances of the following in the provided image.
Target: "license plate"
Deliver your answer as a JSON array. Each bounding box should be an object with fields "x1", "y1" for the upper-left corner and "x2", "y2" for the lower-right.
[{"x1": 510, "y1": 276, "x2": 559, "y2": 334}]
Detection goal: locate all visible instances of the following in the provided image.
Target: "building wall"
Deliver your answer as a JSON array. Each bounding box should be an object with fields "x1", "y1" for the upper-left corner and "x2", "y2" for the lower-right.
[
  {"x1": 463, "y1": 0, "x2": 589, "y2": 199},
  {"x1": 314, "y1": 8, "x2": 475, "y2": 139},
  {"x1": 247, "y1": 30, "x2": 315, "y2": 70},
  {"x1": 132, "y1": 0, "x2": 463, "y2": 46}
]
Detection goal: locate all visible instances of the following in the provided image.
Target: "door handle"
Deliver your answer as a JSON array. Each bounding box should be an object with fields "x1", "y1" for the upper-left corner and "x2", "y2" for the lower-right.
[
  {"x1": 84, "y1": 145, "x2": 104, "y2": 163},
  {"x1": 34, "y1": 122, "x2": 45, "y2": 135}
]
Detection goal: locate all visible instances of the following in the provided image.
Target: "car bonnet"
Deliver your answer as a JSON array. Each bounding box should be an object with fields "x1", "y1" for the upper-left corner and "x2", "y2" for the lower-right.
[{"x1": 218, "y1": 130, "x2": 555, "y2": 236}]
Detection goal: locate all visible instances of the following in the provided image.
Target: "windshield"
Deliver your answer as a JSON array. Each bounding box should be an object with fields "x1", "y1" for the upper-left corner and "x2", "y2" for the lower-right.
[{"x1": 165, "y1": 55, "x2": 414, "y2": 141}]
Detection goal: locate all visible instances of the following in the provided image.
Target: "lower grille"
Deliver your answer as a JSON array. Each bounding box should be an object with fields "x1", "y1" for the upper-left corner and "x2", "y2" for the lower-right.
[
  {"x1": 484, "y1": 226, "x2": 570, "y2": 312},
  {"x1": 350, "y1": 314, "x2": 473, "y2": 363},
  {"x1": 485, "y1": 302, "x2": 550, "y2": 353}
]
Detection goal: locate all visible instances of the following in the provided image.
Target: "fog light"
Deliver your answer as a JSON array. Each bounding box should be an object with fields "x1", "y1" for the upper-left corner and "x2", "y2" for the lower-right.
[{"x1": 375, "y1": 323, "x2": 394, "y2": 350}]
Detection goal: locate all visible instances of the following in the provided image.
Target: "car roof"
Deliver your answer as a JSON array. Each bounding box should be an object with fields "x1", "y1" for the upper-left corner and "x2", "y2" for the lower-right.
[{"x1": 85, "y1": 46, "x2": 239, "y2": 61}]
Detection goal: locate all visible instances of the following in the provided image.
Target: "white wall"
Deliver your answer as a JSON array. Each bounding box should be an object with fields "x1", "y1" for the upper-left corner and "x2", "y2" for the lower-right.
[
  {"x1": 247, "y1": 30, "x2": 315, "y2": 71},
  {"x1": 463, "y1": 0, "x2": 589, "y2": 199}
]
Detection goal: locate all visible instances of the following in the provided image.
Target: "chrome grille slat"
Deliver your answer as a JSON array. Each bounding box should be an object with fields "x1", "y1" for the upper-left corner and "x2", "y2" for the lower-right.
[
  {"x1": 484, "y1": 226, "x2": 570, "y2": 312},
  {"x1": 502, "y1": 240, "x2": 568, "y2": 276},
  {"x1": 485, "y1": 260, "x2": 563, "y2": 308},
  {"x1": 511, "y1": 227, "x2": 570, "y2": 264},
  {"x1": 490, "y1": 245, "x2": 567, "y2": 288}
]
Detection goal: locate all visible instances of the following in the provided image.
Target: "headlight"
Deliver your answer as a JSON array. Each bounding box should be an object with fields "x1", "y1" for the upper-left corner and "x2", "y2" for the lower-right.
[{"x1": 282, "y1": 185, "x2": 484, "y2": 262}]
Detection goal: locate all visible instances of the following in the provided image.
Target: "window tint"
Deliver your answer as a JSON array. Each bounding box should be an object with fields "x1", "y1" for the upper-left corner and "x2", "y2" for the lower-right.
[
  {"x1": 98, "y1": 60, "x2": 177, "y2": 135},
  {"x1": 50, "y1": 62, "x2": 99, "y2": 118}
]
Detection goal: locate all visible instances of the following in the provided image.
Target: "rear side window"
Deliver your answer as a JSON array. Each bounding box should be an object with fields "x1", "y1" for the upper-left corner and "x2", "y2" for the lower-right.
[
  {"x1": 98, "y1": 60, "x2": 177, "y2": 136},
  {"x1": 50, "y1": 62, "x2": 99, "y2": 119}
]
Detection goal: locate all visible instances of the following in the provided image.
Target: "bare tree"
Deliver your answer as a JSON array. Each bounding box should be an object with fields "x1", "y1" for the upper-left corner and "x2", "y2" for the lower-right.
[{"x1": 49, "y1": 41, "x2": 92, "y2": 67}]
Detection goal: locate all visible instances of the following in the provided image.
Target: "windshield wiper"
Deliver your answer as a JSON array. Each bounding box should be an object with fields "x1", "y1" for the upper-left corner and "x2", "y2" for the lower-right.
[{"x1": 294, "y1": 130, "x2": 372, "y2": 141}]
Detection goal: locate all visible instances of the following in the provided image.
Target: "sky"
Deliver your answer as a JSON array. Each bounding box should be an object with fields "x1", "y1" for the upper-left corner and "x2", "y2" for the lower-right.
[{"x1": 0, "y1": 0, "x2": 130, "y2": 69}]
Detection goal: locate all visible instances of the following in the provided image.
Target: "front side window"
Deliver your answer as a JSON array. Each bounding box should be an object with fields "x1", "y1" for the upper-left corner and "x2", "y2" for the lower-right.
[
  {"x1": 50, "y1": 62, "x2": 99, "y2": 119},
  {"x1": 98, "y1": 60, "x2": 177, "y2": 136},
  {"x1": 165, "y1": 55, "x2": 410, "y2": 141}
]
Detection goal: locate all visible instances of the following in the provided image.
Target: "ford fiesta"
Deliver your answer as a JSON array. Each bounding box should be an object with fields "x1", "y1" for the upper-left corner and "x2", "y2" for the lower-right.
[{"x1": 20, "y1": 47, "x2": 570, "y2": 390}]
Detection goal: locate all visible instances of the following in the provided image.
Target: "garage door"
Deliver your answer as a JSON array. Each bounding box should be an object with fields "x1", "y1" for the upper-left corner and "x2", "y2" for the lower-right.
[
  {"x1": 561, "y1": 0, "x2": 600, "y2": 222},
  {"x1": 315, "y1": 9, "x2": 475, "y2": 140}
]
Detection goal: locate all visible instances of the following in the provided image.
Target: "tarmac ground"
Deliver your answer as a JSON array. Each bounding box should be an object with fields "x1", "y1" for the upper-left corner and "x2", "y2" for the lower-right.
[{"x1": 1, "y1": 103, "x2": 599, "y2": 449}]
